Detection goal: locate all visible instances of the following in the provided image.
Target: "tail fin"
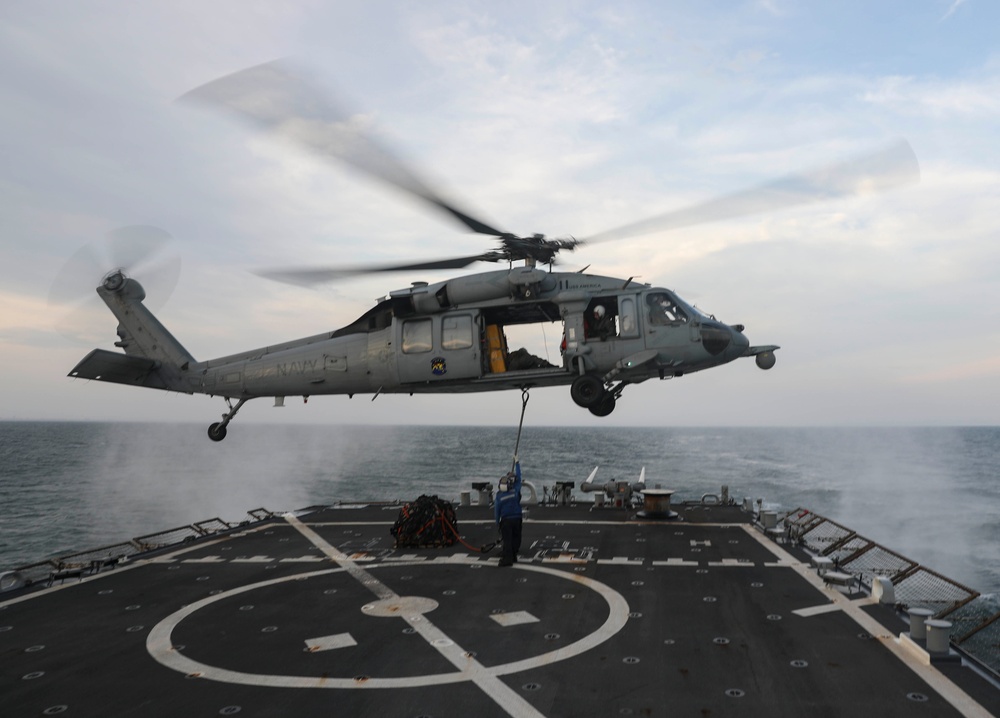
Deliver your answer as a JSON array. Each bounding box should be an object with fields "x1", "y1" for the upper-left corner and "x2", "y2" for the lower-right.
[{"x1": 68, "y1": 274, "x2": 196, "y2": 392}]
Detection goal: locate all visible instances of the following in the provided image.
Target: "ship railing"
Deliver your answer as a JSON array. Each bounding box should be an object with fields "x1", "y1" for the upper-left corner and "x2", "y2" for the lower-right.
[
  {"x1": 3, "y1": 508, "x2": 275, "y2": 591},
  {"x1": 780, "y1": 507, "x2": 1000, "y2": 679}
]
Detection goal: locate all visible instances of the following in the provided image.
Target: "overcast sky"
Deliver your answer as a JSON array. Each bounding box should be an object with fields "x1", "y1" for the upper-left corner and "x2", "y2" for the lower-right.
[{"x1": 1, "y1": 0, "x2": 997, "y2": 428}]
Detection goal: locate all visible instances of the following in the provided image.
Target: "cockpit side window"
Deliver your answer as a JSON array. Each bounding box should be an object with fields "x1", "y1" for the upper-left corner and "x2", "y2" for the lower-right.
[{"x1": 646, "y1": 292, "x2": 688, "y2": 326}]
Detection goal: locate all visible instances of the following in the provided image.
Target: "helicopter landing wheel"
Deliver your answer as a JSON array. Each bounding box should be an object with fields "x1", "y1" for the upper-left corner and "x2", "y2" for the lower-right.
[
  {"x1": 207, "y1": 422, "x2": 228, "y2": 442},
  {"x1": 588, "y1": 393, "x2": 616, "y2": 417},
  {"x1": 571, "y1": 374, "x2": 605, "y2": 408}
]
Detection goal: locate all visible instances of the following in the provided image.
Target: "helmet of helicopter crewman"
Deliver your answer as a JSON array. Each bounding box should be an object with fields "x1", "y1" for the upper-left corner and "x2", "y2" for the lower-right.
[
  {"x1": 593, "y1": 305, "x2": 606, "y2": 318},
  {"x1": 498, "y1": 471, "x2": 515, "y2": 491}
]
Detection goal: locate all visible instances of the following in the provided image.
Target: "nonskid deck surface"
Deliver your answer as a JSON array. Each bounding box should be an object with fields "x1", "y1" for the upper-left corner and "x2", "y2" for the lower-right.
[{"x1": 2, "y1": 503, "x2": 997, "y2": 717}]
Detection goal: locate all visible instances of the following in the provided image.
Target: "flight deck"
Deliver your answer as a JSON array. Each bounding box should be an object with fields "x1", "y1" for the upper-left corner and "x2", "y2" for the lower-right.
[{"x1": 2, "y1": 500, "x2": 999, "y2": 717}]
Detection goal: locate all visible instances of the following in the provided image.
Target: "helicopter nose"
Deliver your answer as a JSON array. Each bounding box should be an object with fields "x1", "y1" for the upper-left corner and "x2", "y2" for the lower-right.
[
  {"x1": 731, "y1": 325, "x2": 750, "y2": 353},
  {"x1": 700, "y1": 321, "x2": 733, "y2": 356}
]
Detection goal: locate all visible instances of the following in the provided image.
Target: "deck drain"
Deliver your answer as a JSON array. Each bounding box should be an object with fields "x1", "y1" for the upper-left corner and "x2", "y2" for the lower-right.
[
  {"x1": 790, "y1": 660, "x2": 808, "y2": 668},
  {"x1": 545, "y1": 633, "x2": 560, "y2": 641},
  {"x1": 907, "y1": 693, "x2": 929, "y2": 702},
  {"x1": 696, "y1": 569, "x2": 709, "y2": 574},
  {"x1": 522, "y1": 683, "x2": 541, "y2": 691},
  {"x1": 126, "y1": 625, "x2": 145, "y2": 633},
  {"x1": 703, "y1": 596, "x2": 717, "y2": 603},
  {"x1": 713, "y1": 637, "x2": 730, "y2": 645},
  {"x1": 663, "y1": 639, "x2": 675, "y2": 645},
  {"x1": 261, "y1": 626, "x2": 278, "y2": 633},
  {"x1": 25, "y1": 645, "x2": 45, "y2": 653},
  {"x1": 767, "y1": 614, "x2": 782, "y2": 621},
  {"x1": 623, "y1": 656, "x2": 640, "y2": 664},
  {"x1": 323, "y1": 589, "x2": 338, "y2": 595},
  {"x1": 196, "y1": 576, "x2": 210, "y2": 582},
  {"x1": 185, "y1": 672, "x2": 203, "y2": 679},
  {"x1": 562, "y1": 594, "x2": 575, "y2": 600},
  {"x1": 725, "y1": 689, "x2": 745, "y2": 698},
  {"x1": 125, "y1": 604, "x2": 141, "y2": 611},
  {"x1": 22, "y1": 671, "x2": 45, "y2": 680},
  {"x1": 442, "y1": 590, "x2": 456, "y2": 596},
  {"x1": 631, "y1": 581, "x2": 644, "y2": 587},
  {"x1": 402, "y1": 628, "x2": 416, "y2": 634},
  {"x1": 219, "y1": 707, "x2": 242, "y2": 715},
  {"x1": 42, "y1": 707, "x2": 68, "y2": 715},
  {"x1": 516, "y1": 577, "x2": 528, "y2": 583},
  {"x1": 629, "y1": 612, "x2": 643, "y2": 618},
  {"x1": 239, "y1": 605, "x2": 254, "y2": 611},
  {"x1": 751, "y1": 582, "x2": 764, "y2": 588},
  {"x1": 400, "y1": 575, "x2": 414, "y2": 581},
  {"x1": 463, "y1": 651, "x2": 477, "y2": 658},
  {"x1": 98, "y1": 589, "x2": 114, "y2": 594},
  {"x1": 858, "y1": 632, "x2": 873, "y2": 640}
]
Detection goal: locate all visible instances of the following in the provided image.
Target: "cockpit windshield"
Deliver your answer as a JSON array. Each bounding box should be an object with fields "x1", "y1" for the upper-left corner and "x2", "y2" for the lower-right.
[{"x1": 645, "y1": 291, "x2": 689, "y2": 325}]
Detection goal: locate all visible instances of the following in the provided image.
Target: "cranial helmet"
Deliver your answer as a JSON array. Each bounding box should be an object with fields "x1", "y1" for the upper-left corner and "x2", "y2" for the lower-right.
[
  {"x1": 499, "y1": 472, "x2": 514, "y2": 491},
  {"x1": 593, "y1": 305, "x2": 606, "y2": 318}
]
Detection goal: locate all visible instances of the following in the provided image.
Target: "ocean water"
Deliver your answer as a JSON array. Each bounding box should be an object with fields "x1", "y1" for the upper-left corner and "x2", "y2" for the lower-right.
[{"x1": 1, "y1": 422, "x2": 998, "y2": 596}]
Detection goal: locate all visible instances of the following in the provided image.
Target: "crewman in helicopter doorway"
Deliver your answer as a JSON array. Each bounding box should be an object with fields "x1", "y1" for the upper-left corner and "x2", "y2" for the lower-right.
[{"x1": 494, "y1": 458, "x2": 523, "y2": 567}]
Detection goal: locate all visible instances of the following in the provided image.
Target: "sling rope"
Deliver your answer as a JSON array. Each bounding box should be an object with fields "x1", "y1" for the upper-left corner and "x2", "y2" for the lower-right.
[{"x1": 511, "y1": 387, "x2": 530, "y2": 472}]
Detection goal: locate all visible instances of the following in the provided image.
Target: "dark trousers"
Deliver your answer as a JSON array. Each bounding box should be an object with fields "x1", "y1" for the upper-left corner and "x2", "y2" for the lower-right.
[{"x1": 499, "y1": 517, "x2": 522, "y2": 564}]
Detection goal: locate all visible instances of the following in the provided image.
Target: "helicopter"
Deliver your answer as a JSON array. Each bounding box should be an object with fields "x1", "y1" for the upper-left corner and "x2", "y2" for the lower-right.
[{"x1": 67, "y1": 62, "x2": 919, "y2": 441}]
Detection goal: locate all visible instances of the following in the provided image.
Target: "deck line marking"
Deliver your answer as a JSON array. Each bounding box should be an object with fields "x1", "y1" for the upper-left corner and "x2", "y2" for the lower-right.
[
  {"x1": 742, "y1": 525, "x2": 994, "y2": 718},
  {"x1": 284, "y1": 513, "x2": 547, "y2": 718}
]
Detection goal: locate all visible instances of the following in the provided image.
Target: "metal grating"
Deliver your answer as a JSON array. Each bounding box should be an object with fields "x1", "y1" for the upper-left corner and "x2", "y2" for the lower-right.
[
  {"x1": 56, "y1": 541, "x2": 141, "y2": 567},
  {"x1": 841, "y1": 544, "x2": 919, "y2": 584},
  {"x1": 893, "y1": 566, "x2": 978, "y2": 615},
  {"x1": 5, "y1": 507, "x2": 274, "y2": 593},
  {"x1": 771, "y1": 507, "x2": 995, "y2": 675},
  {"x1": 133, "y1": 525, "x2": 204, "y2": 551},
  {"x1": 193, "y1": 518, "x2": 232, "y2": 534}
]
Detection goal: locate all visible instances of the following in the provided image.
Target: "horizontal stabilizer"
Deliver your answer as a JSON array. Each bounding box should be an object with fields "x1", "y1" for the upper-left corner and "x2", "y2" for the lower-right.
[{"x1": 69, "y1": 349, "x2": 170, "y2": 390}]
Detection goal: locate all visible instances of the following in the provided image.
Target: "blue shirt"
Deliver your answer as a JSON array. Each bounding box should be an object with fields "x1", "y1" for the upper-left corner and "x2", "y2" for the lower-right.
[{"x1": 494, "y1": 462, "x2": 523, "y2": 523}]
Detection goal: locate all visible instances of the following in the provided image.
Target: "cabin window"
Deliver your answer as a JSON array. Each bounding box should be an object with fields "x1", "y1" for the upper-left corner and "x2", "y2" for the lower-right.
[
  {"x1": 620, "y1": 297, "x2": 637, "y2": 337},
  {"x1": 441, "y1": 315, "x2": 474, "y2": 350},
  {"x1": 402, "y1": 319, "x2": 433, "y2": 353}
]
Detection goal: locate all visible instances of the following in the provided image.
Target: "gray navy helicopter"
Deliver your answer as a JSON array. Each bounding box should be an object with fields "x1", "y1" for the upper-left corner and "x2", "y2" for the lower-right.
[{"x1": 67, "y1": 62, "x2": 919, "y2": 441}]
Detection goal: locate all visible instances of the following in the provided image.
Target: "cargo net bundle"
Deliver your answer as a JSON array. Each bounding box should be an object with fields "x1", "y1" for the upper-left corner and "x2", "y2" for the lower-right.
[{"x1": 390, "y1": 495, "x2": 458, "y2": 548}]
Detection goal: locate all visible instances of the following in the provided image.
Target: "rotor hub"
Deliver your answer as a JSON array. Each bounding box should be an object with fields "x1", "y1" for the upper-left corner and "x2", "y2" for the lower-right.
[{"x1": 102, "y1": 270, "x2": 127, "y2": 292}]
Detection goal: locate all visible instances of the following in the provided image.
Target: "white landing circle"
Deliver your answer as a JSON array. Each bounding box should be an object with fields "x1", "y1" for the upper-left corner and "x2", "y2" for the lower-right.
[{"x1": 146, "y1": 563, "x2": 630, "y2": 689}]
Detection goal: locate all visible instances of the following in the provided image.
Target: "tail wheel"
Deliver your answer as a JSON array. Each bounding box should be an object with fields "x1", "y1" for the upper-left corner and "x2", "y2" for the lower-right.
[
  {"x1": 208, "y1": 422, "x2": 228, "y2": 442},
  {"x1": 588, "y1": 393, "x2": 616, "y2": 417},
  {"x1": 571, "y1": 374, "x2": 605, "y2": 408}
]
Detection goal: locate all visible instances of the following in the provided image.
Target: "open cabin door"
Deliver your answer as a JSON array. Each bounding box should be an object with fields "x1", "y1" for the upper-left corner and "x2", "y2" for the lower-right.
[{"x1": 396, "y1": 312, "x2": 482, "y2": 384}]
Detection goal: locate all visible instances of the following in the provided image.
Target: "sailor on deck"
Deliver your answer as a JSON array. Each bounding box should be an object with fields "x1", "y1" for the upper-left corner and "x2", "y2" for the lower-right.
[{"x1": 495, "y1": 459, "x2": 523, "y2": 567}]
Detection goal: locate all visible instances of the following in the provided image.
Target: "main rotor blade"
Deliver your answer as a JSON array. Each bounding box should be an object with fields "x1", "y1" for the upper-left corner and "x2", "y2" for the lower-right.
[
  {"x1": 180, "y1": 60, "x2": 506, "y2": 237},
  {"x1": 581, "y1": 140, "x2": 920, "y2": 244},
  {"x1": 254, "y1": 253, "x2": 497, "y2": 287}
]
